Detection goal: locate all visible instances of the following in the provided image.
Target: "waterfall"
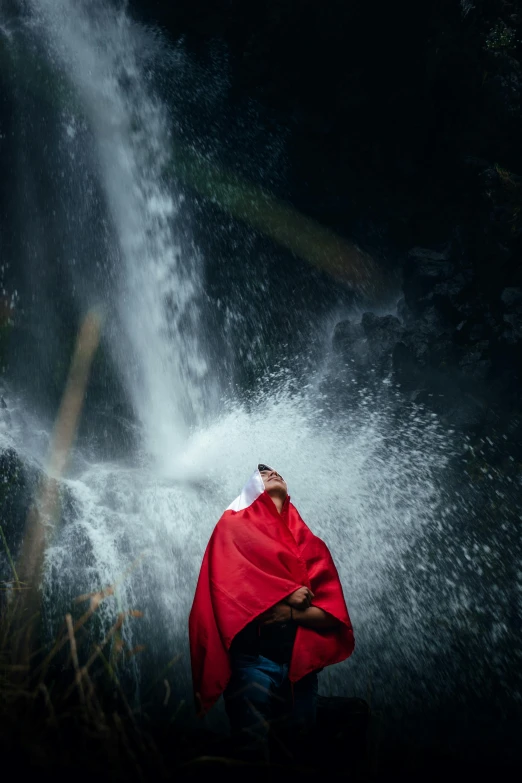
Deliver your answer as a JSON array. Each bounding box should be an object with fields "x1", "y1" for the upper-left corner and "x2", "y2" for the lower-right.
[
  {"x1": 1, "y1": 0, "x2": 519, "y2": 741},
  {"x1": 27, "y1": 0, "x2": 210, "y2": 465}
]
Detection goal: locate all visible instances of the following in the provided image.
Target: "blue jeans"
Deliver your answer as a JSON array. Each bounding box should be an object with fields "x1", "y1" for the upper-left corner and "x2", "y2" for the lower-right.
[{"x1": 224, "y1": 653, "x2": 318, "y2": 762}]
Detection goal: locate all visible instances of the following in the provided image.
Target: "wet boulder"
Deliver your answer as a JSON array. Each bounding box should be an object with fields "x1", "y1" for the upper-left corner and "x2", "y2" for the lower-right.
[
  {"x1": 332, "y1": 313, "x2": 404, "y2": 379},
  {"x1": 0, "y1": 448, "x2": 36, "y2": 582},
  {"x1": 360, "y1": 312, "x2": 402, "y2": 348},
  {"x1": 403, "y1": 246, "x2": 454, "y2": 316},
  {"x1": 501, "y1": 287, "x2": 522, "y2": 343}
]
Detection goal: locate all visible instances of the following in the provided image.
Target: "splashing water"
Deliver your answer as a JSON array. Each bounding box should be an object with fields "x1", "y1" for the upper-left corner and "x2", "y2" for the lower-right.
[{"x1": 37, "y1": 379, "x2": 455, "y2": 707}]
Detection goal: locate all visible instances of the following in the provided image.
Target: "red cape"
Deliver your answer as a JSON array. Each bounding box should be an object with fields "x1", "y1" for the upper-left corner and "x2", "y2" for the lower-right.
[{"x1": 189, "y1": 490, "x2": 355, "y2": 714}]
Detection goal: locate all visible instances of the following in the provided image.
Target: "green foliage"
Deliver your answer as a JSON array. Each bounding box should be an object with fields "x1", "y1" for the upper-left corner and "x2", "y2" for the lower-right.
[
  {"x1": 484, "y1": 21, "x2": 517, "y2": 52},
  {"x1": 0, "y1": 586, "x2": 164, "y2": 781}
]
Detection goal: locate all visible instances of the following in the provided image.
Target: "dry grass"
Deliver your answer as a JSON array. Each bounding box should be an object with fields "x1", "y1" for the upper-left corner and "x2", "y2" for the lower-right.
[{"x1": 0, "y1": 574, "x2": 174, "y2": 783}]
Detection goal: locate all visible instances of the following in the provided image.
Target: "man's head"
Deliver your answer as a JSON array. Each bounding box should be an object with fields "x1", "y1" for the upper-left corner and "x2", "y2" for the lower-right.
[{"x1": 258, "y1": 464, "x2": 287, "y2": 504}]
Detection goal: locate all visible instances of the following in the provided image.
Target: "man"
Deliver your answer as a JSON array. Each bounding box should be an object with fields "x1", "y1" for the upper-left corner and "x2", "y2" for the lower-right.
[{"x1": 189, "y1": 464, "x2": 354, "y2": 762}]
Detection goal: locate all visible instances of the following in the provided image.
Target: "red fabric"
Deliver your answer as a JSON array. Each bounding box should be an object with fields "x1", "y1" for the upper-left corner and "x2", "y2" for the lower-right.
[{"x1": 189, "y1": 490, "x2": 355, "y2": 715}]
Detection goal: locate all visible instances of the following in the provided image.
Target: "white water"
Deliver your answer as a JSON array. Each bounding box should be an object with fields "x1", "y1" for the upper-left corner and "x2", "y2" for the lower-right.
[
  {"x1": 3, "y1": 0, "x2": 518, "y2": 728},
  {"x1": 27, "y1": 0, "x2": 210, "y2": 464}
]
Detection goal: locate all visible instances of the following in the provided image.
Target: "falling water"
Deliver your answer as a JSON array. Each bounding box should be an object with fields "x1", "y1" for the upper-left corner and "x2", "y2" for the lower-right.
[
  {"x1": 26, "y1": 0, "x2": 210, "y2": 463},
  {"x1": 1, "y1": 0, "x2": 520, "y2": 748}
]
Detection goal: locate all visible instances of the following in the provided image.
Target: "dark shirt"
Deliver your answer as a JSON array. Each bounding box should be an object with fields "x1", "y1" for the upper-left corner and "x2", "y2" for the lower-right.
[{"x1": 230, "y1": 617, "x2": 297, "y2": 664}]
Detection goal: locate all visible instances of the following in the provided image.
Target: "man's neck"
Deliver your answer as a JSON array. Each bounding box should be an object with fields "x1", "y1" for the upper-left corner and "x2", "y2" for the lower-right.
[{"x1": 267, "y1": 492, "x2": 285, "y2": 514}]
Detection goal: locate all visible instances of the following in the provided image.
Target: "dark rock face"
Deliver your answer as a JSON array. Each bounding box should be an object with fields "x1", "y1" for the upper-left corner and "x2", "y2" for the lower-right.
[
  {"x1": 401, "y1": 232, "x2": 520, "y2": 415},
  {"x1": 502, "y1": 286, "x2": 522, "y2": 342},
  {"x1": 0, "y1": 448, "x2": 36, "y2": 582},
  {"x1": 332, "y1": 221, "x2": 521, "y2": 437},
  {"x1": 332, "y1": 312, "x2": 402, "y2": 379},
  {"x1": 332, "y1": 229, "x2": 522, "y2": 436}
]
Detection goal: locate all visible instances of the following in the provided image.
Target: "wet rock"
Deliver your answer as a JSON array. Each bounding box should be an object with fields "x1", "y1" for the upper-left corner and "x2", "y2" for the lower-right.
[
  {"x1": 396, "y1": 296, "x2": 410, "y2": 324},
  {"x1": 0, "y1": 395, "x2": 10, "y2": 429},
  {"x1": 361, "y1": 312, "x2": 404, "y2": 372},
  {"x1": 332, "y1": 313, "x2": 405, "y2": 379},
  {"x1": 501, "y1": 287, "x2": 522, "y2": 343},
  {"x1": 484, "y1": 52, "x2": 522, "y2": 118},
  {"x1": 392, "y1": 341, "x2": 422, "y2": 391},
  {"x1": 331, "y1": 319, "x2": 368, "y2": 369},
  {"x1": 0, "y1": 449, "x2": 36, "y2": 581},
  {"x1": 459, "y1": 341, "x2": 493, "y2": 380},
  {"x1": 331, "y1": 319, "x2": 363, "y2": 351},
  {"x1": 403, "y1": 248, "x2": 455, "y2": 316},
  {"x1": 360, "y1": 312, "x2": 402, "y2": 345},
  {"x1": 398, "y1": 305, "x2": 454, "y2": 371},
  {"x1": 469, "y1": 323, "x2": 488, "y2": 342},
  {"x1": 501, "y1": 287, "x2": 522, "y2": 310},
  {"x1": 408, "y1": 247, "x2": 451, "y2": 263}
]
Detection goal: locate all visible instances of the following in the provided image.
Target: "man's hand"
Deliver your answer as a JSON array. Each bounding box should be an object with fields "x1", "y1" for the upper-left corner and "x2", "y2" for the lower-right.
[
  {"x1": 292, "y1": 606, "x2": 340, "y2": 629},
  {"x1": 258, "y1": 602, "x2": 292, "y2": 625},
  {"x1": 285, "y1": 586, "x2": 314, "y2": 609}
]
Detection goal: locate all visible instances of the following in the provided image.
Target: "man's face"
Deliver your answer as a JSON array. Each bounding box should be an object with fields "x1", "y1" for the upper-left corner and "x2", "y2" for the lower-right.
[{"x1": 259, "y1": 468, "x2": 287, "y2": 497}]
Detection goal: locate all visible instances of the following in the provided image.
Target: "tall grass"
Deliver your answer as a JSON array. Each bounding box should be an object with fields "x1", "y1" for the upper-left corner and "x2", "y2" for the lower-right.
[{"x1": 0, "y1": 553, "x2": 170, "y2": 781}]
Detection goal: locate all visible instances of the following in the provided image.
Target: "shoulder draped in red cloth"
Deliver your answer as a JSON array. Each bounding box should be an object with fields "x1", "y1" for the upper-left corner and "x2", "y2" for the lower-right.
[{"x1": 189, "y1": 488, "x2": 355, "y2": 715}]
